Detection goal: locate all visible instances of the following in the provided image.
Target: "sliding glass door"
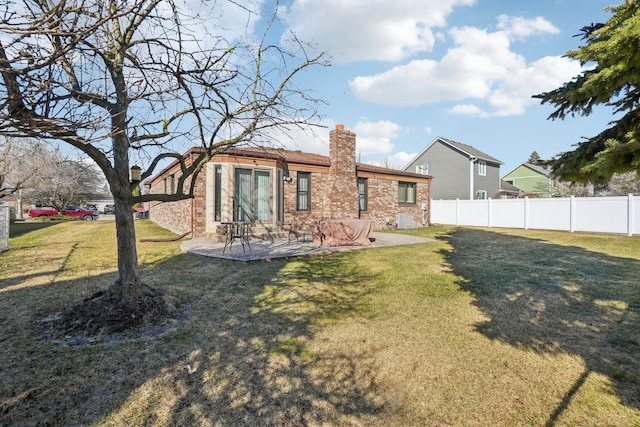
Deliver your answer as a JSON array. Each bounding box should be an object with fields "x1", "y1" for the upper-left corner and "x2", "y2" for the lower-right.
[{"x1": 234, "y1": 168, "x2": 272, "y2": 222}]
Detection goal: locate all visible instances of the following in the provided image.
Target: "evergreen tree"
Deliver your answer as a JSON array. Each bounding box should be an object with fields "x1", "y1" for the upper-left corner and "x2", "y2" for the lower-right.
[
  {"x1": 528, "y1": 151, "x2": 541, "y2": 165},
  {"x1": 535, "y1": 1, "x2": 640, "y2": 185}
]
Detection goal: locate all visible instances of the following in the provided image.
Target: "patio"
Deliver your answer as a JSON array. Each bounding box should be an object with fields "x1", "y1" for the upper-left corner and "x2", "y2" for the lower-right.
[{"x1": 180, "y1": 231, "x2": 433, "y2": 262}]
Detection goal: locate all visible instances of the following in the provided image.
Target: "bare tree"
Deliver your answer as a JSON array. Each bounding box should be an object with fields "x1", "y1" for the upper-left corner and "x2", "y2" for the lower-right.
[
  {"x1": 24, "y1": 152, "x2": 105, "y2": 210},
  {"x1": 604, "y1": 172, "x2": 640, "y2": 196},
  {"x1": 0, "y1": 137, "x2": 42, "y2": 199},
  {"x1": 0, "y1": 0, "x2": 327, "y2": 332}
]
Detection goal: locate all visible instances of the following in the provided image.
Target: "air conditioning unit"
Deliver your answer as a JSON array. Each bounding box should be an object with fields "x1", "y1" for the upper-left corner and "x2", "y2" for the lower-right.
[{"x1": 396, "y1": 214, "x2": 414, "y2": 230}]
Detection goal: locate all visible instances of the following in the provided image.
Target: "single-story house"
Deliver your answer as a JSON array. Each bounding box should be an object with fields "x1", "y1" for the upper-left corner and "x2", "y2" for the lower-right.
[{"x1": 146, "y1": 124, "x2": 432, "y2": 239}]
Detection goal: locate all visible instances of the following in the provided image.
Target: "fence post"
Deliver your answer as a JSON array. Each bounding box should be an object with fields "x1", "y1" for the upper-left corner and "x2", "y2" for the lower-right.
[
  {"x1": 456, "y1": 198, "x2": 460, "y2": 226},
  {"x1": 628, "y1": 193, "x2": 634, "y2": 236},
  {"x1": 570, "y1": 196, "x2": 576, "y2": 233},
  {"x1": 488, "y1": 198, "x2": 492, "y2": 227},
  {"x1": 0, "y1": 206, "x2": 8, "y2": 253},
  {"x1": 524, "y1": 197, "x2": 529, "y2": 230}
]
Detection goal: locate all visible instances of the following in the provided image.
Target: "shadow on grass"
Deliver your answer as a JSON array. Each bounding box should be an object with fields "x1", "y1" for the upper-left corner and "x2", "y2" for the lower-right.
[
  {"x1": 160, "y1": 251, "x2": 382, "y2": 426},
  {"x1": 439, "y1": 228, "x2": 640, "y2": 424},
  {"x1": 0, "y1": 250, "x2": 383, "y2": 426},
  {"x1": 8, "y1": 221, "x2": 59, "y2": 238}
]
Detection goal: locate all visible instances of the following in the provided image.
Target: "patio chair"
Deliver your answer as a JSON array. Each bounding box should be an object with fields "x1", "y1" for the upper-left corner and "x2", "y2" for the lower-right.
[{"x1": 284, "y1": 221, "x2": 314, "y2": 243}]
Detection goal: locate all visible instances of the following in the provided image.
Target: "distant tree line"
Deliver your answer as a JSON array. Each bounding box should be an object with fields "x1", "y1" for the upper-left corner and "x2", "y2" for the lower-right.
[{"x1": 0, "y1": 137, "x2": 106, "y2": 214}]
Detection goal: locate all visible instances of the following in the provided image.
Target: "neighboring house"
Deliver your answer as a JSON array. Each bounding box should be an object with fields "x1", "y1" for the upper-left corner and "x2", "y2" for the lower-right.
[
  {"x1": 496, "y1": 180, "x2": 522, "y2": 199},
  {"x1": 403, "y1": 137, "x2": 503, "y2": 200},
  {"x1": 146, "y1": 125, "x2": 432, "y2": 239},
  {"x1": 502, "y1": 163, "x2": 556, "y2": 198}
]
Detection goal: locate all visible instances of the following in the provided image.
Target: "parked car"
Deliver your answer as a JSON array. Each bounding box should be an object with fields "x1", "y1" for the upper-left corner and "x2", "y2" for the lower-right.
[
  {"x1": 28, "y1": 205, "x2": 59, "y2": 218},
  {"x1": 84, "y1": 204, "x2": 99, "y2": 212},
  {"x1": 64, "y1": 206, "x2": 99, "y2": 220},
  {"x1": 103, "y1": 204, "x2": 115, "y2": 214}
]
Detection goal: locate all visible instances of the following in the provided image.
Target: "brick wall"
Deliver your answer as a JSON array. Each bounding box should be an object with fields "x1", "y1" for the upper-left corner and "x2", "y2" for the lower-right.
[
  {"x1": 147, "y1": 168, "x2": 206, "y2": 236},
  {"x1": 328, "y1": 125, "x2": 359, "y2": 219},
  {"x1": 146, "y1": 128, "x2": 432, "y2": 238},
  {"x1": 282, "y1": 169, "x2": 331, "y2": 228},
  {"x1": 358, "y1": 177, "x2": 430, "y2": 227}
]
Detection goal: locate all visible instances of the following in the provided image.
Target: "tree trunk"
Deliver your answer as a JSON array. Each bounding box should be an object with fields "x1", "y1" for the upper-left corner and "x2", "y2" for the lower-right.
[{"x1": 108, "y1": 196, "x2": 153, "y2": 300}]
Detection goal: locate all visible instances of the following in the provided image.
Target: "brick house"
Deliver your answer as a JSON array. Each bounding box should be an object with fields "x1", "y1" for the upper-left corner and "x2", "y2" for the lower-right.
[{"x1": 146, "y1": 124, "x2": 432, "y2": 239}]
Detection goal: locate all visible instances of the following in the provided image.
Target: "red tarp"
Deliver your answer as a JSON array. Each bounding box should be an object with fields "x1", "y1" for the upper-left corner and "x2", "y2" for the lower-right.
[{"x1": 313, "y1": 219, "x2": 375, "y2": 246}]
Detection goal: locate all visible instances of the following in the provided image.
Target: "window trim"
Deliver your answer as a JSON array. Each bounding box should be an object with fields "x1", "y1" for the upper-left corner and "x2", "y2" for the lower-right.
[
  {"x1": 214, "y1": 164, "x2": 222, "y2": 221},
  {"x1": 296, "y1": 172, "x2": 311, "y2": 211},
  {"x1": 478, "y1": 160, "x2": 487, "y2": 176},
  {"x1": 398, "y1": 181, "x2": 416, "y2": 204},
  {"x1": 358, "y1": 177, "x2": 368, "y2": 212},
  {"x1": 476, "y1": 190, "x2": 487, "y2": 200}
]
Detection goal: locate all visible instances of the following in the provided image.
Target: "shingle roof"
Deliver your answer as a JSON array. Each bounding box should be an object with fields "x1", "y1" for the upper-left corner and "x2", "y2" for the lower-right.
[
  {"x1": 437, "y1": 137, "x2": 503, "y2": 164},
  {"x1": 232, "y1": 146, "x2": 430, "y2": 178},
  {"x1": 522, "y1": 162, "x2": 551, "y2": 176},
  {"x1": 499, "y1": 180, "x2": 521, "y2": 193},
  {"x1": 148, "y1": 145, "x2": 429, "y2": 184}
]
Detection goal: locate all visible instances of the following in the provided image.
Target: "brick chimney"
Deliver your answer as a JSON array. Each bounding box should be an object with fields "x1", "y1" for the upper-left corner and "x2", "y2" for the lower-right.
[{"x1": 328, "y1": 124, "x2": 359, "y2": 218}]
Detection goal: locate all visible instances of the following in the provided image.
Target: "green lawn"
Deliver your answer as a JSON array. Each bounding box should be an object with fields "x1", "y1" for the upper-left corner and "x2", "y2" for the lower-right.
[{"x1": 1, "y1": 221, "x2": 639, "y2": 426}]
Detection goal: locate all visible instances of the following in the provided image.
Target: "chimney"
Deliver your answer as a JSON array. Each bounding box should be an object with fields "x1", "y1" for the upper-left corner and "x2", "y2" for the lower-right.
[{"x1": 327, "y1": 124, "x2": 359, "y2": 218}]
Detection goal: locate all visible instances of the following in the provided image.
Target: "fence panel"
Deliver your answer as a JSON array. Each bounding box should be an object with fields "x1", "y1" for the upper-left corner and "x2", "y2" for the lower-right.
[
  {"x1": 574, "y1": 196, "x2": 629, "y2": 234},
  {"x1": 528, "y1": 198, "x2": 571, "y2": 231},
  {"x1": 430, "y1": 200, "x2": 458, "y2": 224},
  {"x1": 430, "y1": 196, "x2": 640, "y2": 236},
  {"x1": 458, "y1": 200, "x2": 488, "y2": 226},
  {"x1": 489, "y1": 199, "x2": 526, "y2": 228}
]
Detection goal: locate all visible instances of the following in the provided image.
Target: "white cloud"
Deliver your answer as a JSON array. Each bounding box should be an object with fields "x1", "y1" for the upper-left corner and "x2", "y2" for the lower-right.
[
  {"x1": 278, "y1": 0, "x2": 476, "y2": 63},
  {"x1": 387, "y1": 151, "x2": 416, "y2": 169},
  {"x1": 448, "y1": 55, "x2": 581, "y2": 117},
  {"x1": 350, "y1": 15, "x2": 580, "y2": 117},
  {"x1": 496, "y1": 15, "x2": 560, "y2": 39},
  {"x1": 353, "y1": 120, "x2": 401, "y2": 156}
]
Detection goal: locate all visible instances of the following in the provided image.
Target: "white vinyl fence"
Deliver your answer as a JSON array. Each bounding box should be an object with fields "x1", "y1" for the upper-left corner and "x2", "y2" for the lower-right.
[{"x1": 431, "y1": 195, "x2": 640, "y2": 236}]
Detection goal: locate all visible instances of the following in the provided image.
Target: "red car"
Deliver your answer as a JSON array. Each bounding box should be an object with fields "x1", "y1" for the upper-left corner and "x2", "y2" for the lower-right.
[
  {"x1": 27, "y1": 205, "x2": 59, "y2": 218},
  {"x1": 64, "y1": 206, "x2": 99, "y2": 220}
]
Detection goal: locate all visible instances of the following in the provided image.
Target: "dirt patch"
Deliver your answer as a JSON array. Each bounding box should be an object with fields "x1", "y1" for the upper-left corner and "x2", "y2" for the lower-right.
[{"x1": 37, "y1": 284, "x2": 183, "y2": 342}]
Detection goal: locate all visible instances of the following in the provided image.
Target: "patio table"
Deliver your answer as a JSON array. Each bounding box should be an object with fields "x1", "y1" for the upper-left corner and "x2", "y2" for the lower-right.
[
  {"x1": 314, "y1": 219, "x2": 375, "y2": 247},
  {"x1": 222, "y1": 221, "x2": 251, "y2": 253}
]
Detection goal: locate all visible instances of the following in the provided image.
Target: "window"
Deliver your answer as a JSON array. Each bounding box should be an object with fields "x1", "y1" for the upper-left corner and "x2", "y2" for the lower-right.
[
  {"x1": 415, "y1": 162, "x2": 428, "y2": 175},
  {"x1": 214, "y1": 165, "x2": 222, "y2": 221},
  {"x1": 478, "y1": 161, "x2": 486, "y2": 176},
  {"x1": 163, "y1": 175, "x2": 175, "y2": 194},
  {"x1": 476, "y1": 190, "x2": 487, "y2": 200},
  {"x1": 398, "y1": 182, "x2": 416, "y2": 204},
  {"x1": 358, "y1": 178, "x2": 368, "y2": 212},
  {"x1": 235, "y1": 168, "x2": 271, "y2": 221},
  {"x1": 297, "y1": 172, "x2": 310, "y2": 211}
]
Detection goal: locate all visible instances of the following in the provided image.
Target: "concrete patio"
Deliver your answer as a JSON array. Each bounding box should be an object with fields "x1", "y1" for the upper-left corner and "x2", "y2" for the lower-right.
[{"x1": 180, "y1": 231, "x2": 433, "y2": 262}]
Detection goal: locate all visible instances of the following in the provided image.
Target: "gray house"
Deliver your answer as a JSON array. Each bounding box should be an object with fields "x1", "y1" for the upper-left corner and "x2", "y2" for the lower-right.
[{"x1": 403, "y1": 137, "x2": 503, "y2": 200}]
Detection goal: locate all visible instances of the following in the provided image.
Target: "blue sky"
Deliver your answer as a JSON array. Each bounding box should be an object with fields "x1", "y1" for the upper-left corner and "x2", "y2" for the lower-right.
[{"x1": 261, "y1": 0, "x2": 616, "y2": 175}]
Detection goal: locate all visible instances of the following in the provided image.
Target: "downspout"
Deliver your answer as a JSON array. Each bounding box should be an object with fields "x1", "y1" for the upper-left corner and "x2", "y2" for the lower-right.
[
  {"x1": 469, "y1": 156, "x2": 477, "y2": 200},
  {"x1": 188, "y1": 150, "x2": 195, "y2": 239},
  {"x1": 427, "y1": 176, "x2": 432, "y2": 226}
]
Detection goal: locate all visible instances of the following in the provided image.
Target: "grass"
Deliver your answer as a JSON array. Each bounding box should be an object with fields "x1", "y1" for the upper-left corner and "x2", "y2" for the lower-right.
[{"x1": 1, "y1": 221, "x2": 639, "y2": 426}]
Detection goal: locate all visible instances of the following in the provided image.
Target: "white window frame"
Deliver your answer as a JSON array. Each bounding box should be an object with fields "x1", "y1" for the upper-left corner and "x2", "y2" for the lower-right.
[
  {"x1": 478, "y1": 161, "x2": 486, "y2": 176},
  {"x1": 476, "y1": 190, "x2": 487, "y2": 200},
  {"x1": 415, "y1": 163, "x2": 428, "y2": 175}
]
